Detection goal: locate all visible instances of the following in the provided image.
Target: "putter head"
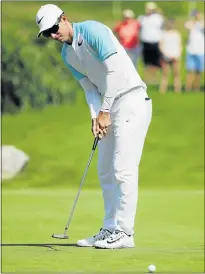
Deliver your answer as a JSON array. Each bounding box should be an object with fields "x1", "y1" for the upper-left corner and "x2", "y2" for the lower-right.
[{"x1": 52, "y1": 233, "x2": 69, "y2": 239}]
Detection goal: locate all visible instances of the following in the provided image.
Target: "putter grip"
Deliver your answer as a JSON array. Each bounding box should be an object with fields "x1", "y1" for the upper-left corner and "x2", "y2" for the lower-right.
[{"x1": 92, "y1": 136, "x2": 99, "y2": 151}]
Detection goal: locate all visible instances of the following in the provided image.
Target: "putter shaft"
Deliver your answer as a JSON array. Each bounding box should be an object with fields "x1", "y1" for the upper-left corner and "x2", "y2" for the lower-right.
[{"x1": 52, "y1": 137, "x2": 99, "y2": 239}]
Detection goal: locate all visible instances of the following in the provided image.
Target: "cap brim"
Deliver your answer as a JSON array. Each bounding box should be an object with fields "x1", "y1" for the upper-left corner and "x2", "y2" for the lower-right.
[{"x1": 37, "y1": 25, "x2": 52, "y2": 38}]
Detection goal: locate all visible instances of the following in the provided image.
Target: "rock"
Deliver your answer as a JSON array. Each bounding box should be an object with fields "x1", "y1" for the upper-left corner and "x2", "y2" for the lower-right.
[{"x1": 1, "y1": 145, "x2": 30, "y2": 180}]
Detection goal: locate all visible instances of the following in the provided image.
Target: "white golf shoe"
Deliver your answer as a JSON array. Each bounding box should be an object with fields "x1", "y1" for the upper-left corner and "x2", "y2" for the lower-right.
[
  {"x1": 94, "y1": 229, "x2": 135, "y2": 249},
  {"x1": 77, "y1": 228, "x2": 112, "y2": 247}
]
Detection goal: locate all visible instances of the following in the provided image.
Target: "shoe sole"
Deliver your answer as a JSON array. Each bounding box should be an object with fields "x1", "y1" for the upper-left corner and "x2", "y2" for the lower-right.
[
  {"x1": 77, "y1": 243, "x2": 94, "y2": 247},
  {"x1": 94, "y1": 245, "x2": 135, "y2": 249}
]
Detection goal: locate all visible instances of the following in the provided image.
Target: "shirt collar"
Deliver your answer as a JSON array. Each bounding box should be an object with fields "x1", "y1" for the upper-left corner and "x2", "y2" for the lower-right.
[{"x1": 72, "y1": 22, "x2": 77, "y2": 46}]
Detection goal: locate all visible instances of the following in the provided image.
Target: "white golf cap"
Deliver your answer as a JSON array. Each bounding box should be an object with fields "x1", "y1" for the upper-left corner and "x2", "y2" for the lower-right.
[
  {"x1": 36, "y1": 4, "x2": 63, "y2": 37},
  {"x1": 123, "y1": 9, "x2": 135, "y2": 19},
  {"x1": 146, "y1": 2, "x2": 157, "y2": 10}
]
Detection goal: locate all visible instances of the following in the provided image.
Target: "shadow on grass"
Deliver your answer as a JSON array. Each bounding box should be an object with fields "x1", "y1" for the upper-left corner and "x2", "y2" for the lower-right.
[{"x1": 1, "y1": 243, "x2": 78, "y2": 251}]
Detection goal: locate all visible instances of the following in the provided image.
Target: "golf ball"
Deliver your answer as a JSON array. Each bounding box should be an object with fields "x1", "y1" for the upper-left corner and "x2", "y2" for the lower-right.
[{"x1": 148, "y1": 264, "x2": 156, "y2": 273}]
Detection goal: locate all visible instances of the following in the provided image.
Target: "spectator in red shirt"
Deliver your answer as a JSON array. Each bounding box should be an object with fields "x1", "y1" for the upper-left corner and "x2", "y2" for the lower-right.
[{"x1": 113, "y1": 9, "x2": 141, "y2": 68}]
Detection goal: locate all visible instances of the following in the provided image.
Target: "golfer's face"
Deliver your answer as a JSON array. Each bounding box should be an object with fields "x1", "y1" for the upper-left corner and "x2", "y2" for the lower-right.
[{"x1": 50, "y1": 19, "x2": 70, "y2": 43}]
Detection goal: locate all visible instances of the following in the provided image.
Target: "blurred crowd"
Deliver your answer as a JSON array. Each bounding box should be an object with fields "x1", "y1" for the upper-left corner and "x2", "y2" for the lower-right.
[{"x1": 113, "y1": 2, "x2": 204, "y2": 93}]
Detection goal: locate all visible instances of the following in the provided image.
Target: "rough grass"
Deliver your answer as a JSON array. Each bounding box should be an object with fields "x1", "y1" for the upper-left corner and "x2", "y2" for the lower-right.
[{"x1": 2, "y1": 90, "x2": 204, "y2": 190}]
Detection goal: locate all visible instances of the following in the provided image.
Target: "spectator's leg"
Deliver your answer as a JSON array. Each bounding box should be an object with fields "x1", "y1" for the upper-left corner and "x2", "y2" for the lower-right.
[
  {"x1": 185, "y1": 54, "x2": 195, "y2": 91},
  {"x1": 144, "y1": 66, "x2": 160, "y2": 85},
  {"x1": 186, "y1": 72, "x2": 195, "y2": 91},
  {"x1": 193, "y1": 55, "x2": 204, "y2": 91},
  {"x1": 142, "y1": 43, "x2": 159, "y2": 84},
  {"x1": 146, "y1": 42, "x2": 162, "y2": 85},
  {"x1": 193, "y1": 72, "x2": 201, "y2": 91},
  {"x1": 159, "y1": 61, "x2": 169, "y2": 94},
  {"x1": 125, "y1": 49, "x2": 136, "y2": 67},
  {"x1": 135, "y1": 45, "x2": 142, "y2": 69},
  {"x1": 172, "y1": 60, "x2": 181, "y2": 93}
]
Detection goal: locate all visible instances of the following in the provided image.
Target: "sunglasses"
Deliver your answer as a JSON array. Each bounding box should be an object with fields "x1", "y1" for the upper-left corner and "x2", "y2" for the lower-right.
[{"x1": 42, "y1": 17, "x2": 61, "y2": 38}]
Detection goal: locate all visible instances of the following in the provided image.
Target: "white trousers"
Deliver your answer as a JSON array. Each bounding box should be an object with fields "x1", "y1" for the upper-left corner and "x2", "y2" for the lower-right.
[{"x1": 97, "y1": 87, "x2": 152, "y2": 235}]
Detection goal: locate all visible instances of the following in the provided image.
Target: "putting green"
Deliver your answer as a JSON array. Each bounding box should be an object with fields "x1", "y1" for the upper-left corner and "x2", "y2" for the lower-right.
[{"x1": 2, "y1": 188, "x2": 204, "y2": 272}]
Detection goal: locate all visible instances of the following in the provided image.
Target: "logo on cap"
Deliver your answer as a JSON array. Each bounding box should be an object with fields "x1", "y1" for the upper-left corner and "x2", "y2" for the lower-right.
[{"x1": 37, "y1": 16, "x2": 44, "y2": 24}]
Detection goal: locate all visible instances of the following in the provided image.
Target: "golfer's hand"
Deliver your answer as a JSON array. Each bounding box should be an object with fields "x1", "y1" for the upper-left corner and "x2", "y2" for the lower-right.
[
  {"x1": 97, "y1": 111, "x2": 111, "y2": 139},
  {"x1": 91, "y1": 118, "x2": 98, "y2": 137}
]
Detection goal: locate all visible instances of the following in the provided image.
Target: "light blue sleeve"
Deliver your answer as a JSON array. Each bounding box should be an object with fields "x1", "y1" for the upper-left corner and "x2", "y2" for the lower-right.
[{"x1": 81, "y1": 21, "x2": 117, "y2": 61}]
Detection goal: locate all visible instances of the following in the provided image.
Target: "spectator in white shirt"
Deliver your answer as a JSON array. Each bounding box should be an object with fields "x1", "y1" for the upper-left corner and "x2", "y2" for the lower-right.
[
  {"x1": 139, "y1": 2, "x2": 164, "y2": 84},
  {"x1": 185, "y1": 9, "x2": 204, "y2": 91},
  {"x1": 159, "y1": 18, "x2": 182, "y2": 94}
]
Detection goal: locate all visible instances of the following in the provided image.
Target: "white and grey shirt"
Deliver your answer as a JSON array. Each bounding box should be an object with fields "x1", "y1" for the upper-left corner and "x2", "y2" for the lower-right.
[{"x1": 61, "y1": 20, "x2": 146, "y2": 118}]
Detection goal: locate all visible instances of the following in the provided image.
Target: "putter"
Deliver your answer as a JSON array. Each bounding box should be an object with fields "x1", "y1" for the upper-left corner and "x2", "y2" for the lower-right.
[{"x1": 52, "y1": 136, "x2": 99, "y2": 239}]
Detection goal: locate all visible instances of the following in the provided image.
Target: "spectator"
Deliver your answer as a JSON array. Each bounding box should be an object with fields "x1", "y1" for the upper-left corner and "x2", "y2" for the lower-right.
[
  {"x1": 113, "y1": 9, "x2": 141, "y2": 68},
  {"x1": 185, "y1": 9, "x2": 204, "y2": 91},
  {"x1": 139, "y1": 2, "x2": 164, "y2": 83},
  {"x1": 159, "y1": 18, "x2": 182, "y2": 94}
]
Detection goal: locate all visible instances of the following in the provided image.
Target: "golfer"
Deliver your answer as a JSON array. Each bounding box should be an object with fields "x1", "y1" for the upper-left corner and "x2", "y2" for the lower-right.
[{"x1": 36, "y1": 4, "x2": 152, "y2": 249}]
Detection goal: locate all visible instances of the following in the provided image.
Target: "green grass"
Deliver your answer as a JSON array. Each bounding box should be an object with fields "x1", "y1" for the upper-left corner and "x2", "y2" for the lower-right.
[
  {"x1": 2, "y1": 188, "x2": 204, "y2": 273},
  {"x1": 2, "y1": 90, "x2": 204, "y2": 189},
  {"x1": 2, "y1": 90, "x2": 204, "y2": 272}
]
